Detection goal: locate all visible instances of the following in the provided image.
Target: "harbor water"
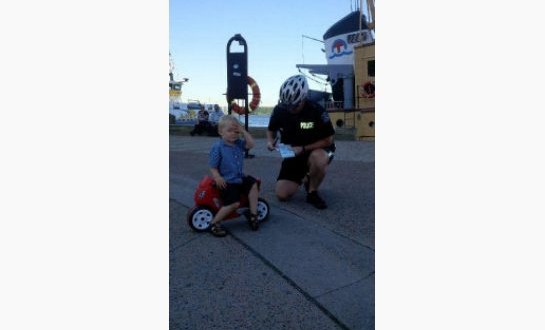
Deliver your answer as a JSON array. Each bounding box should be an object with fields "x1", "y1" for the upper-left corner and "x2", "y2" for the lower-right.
[{"x1": 175, "y1": 114, "x2": 271, "y2": 128}]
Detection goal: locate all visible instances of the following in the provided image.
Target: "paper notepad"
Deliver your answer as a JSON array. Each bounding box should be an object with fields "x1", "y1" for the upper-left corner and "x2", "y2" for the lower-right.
[{"x1": 278, "y1": 143, "x2": 295, "y2": 158}]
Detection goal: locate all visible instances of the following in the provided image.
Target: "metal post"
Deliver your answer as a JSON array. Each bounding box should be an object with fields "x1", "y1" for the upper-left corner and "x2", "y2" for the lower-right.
[{"x1": 226, "y1": 34, "x2": 254, "y2": 158}]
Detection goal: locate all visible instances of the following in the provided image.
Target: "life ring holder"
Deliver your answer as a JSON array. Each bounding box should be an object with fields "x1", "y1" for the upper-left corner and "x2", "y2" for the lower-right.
[
  {"x1": 361, "y1": 81, "x2": 375, "y2": 98},
  {"x1": 231, "y1": 76, "x2": 261, "y2": 115}
]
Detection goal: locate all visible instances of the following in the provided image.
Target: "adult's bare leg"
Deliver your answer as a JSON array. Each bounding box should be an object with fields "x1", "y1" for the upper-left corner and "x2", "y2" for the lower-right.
[
  {"x1": 306, "y1": 149, "x2": 329, "y2": 193},
  {"x1": 275, "y1": 179, "x2": 300, "y2": 201}
]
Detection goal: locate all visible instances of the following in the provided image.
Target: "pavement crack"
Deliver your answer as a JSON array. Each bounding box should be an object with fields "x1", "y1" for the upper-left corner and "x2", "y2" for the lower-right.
[
  {"x1": 313, "y1": 271, "x2": 374, "y2": 299},
  {"x1": 171, "y1": 236, "x2": 201, "y2": 252},
  {"x1": 268, "y1": 201, "x2": 375, "y2": 251},
  {"x1": 170, "y1": 197, "x2": 192, "y2": 209},
  {"x1": 229, "y1": 231, "x2": 352, "y2": 330},
  {"x1": 329, "y1": 230, "x2": 375, "y2": 252}
]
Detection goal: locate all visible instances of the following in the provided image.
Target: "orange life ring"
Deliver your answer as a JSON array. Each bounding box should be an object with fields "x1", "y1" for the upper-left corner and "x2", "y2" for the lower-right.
[
  {"x1": 231, "y1": 76, "x2": 261, "y2": 115},
  {"x1": 360, "y1": 81, "x2": 375, "y2": 98}
]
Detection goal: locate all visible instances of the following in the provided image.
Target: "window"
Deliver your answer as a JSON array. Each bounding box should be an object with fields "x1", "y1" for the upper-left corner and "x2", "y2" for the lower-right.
[{"x1": 367, "y1": 60, "x2": 375, "y2": 77}]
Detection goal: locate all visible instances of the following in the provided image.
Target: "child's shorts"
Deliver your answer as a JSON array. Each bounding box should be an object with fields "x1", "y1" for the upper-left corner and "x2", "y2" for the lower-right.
[{"x1": 220, "y1": 175, "x2": 257, "y2": 206}]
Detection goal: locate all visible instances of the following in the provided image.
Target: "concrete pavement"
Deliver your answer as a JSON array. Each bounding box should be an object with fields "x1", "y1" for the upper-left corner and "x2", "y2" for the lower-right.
[{"x1": 170, "y1": 135, "x2": 375, "y2": 329}]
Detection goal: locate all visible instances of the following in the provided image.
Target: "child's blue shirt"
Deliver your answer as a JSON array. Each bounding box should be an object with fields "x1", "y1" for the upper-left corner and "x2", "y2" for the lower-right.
[{"x1": 208, "y1": 138, "x2": 246, "y2": 184}]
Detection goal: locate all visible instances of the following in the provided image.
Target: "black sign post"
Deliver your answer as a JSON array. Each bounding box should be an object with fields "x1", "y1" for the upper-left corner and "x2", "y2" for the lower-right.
[{"x1": 226, "y1": 34, "x2": 254, "y2": 158}]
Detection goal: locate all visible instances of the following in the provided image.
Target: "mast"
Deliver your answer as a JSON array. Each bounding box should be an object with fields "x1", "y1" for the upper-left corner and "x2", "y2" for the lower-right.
[
  {"x1": 169, "y1": 52, "x2": 175, "y2": 81},
  {"x1": 367, "y1": 0, "x2": 375, "y2": 32}
]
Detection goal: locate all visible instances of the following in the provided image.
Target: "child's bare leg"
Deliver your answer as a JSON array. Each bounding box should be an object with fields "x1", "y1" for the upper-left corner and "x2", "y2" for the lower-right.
[
  {"x1": 211, "y1": 202, "x2": 240, "y2": 225},
  {"x1": 247, "y1": 183, "x2": 260, "y2": 231},
  {"x1": 248, "y1": 182, "x2": 259, "y2": 216}
]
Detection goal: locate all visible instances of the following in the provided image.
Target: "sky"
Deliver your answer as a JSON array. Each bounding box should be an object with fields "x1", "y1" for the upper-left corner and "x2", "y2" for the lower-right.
[
  {"x1": 170, "y1": 0, "x2": 369, "y2": 107},
  {"x1": 6, "y1": 1, "x2": 545, "y2": 328}
]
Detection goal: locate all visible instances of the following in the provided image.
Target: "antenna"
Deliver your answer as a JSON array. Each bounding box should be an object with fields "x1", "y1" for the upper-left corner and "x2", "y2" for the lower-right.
[
  {"x1": 302, "y1": 35, "x2": 324, "y2": 43},
  {"x1": 301, "y1": 35, "x2": 325, "y2": 64}
]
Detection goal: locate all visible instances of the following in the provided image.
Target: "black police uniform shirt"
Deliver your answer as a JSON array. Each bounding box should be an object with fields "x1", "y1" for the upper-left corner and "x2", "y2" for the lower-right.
[{"x1": 268, "y1": 100, "x2": 335, "y2": 147}]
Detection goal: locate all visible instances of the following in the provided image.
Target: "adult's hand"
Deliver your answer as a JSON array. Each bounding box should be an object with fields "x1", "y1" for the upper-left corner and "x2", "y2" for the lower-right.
[{"x1": 267, "y1": 141, "x2": 276, "y2": 151}]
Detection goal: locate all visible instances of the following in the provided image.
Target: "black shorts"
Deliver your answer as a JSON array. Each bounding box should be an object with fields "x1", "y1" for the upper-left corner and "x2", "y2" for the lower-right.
[
  {"x1": 277, "y1": 144, "x2": 336, "y2": 184},
  {"x1": 220, "y1": 175, "x2": 257, "y2": 205}
]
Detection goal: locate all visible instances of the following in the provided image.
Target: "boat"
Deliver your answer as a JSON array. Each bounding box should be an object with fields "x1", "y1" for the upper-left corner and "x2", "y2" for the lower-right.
[
  {"x1": 169, "y1": 52, "x2": 194, "y2": 123},
  {"x1": 296, "y1": 0, "x2": 375, "y2": 140},
  {"x1": 169, "y1": 52, "x2": 229, "y2": 125}
]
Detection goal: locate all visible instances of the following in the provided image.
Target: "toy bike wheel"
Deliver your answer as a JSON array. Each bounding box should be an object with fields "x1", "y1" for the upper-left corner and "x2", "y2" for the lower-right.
[
  {"x1": 187, "y1": 206, "x2": 215, "y2": 232},
  {"x1": 256, "y1": 198, "x2": 270, "y2": 222}
]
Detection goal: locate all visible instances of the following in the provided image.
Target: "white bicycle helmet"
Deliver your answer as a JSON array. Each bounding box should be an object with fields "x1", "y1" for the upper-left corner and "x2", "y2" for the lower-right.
[{"x1": 279, "y1": 74, "x2": 308, "y2": 106}]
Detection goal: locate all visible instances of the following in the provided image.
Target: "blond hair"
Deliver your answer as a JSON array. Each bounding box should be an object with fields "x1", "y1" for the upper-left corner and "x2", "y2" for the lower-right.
[{"x1": 217, "y1": 114, "x2": 240, "y2": 131}]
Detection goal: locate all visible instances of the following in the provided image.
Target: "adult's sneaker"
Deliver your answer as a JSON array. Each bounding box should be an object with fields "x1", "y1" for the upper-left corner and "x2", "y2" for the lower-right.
[{"x1": 306, "y1": 191, "x2": 327, "y2": 209}]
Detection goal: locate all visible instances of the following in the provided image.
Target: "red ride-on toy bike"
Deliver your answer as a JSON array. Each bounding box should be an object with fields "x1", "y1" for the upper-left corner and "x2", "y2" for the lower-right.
[{"x1": 187, "y1": 176, "x2": 270, "y2": 232}]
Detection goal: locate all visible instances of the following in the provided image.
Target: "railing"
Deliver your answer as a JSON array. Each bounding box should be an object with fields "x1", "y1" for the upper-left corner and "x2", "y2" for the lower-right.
[{"x1": 325, "y1": 101, "x2": 344, "y2": 110}]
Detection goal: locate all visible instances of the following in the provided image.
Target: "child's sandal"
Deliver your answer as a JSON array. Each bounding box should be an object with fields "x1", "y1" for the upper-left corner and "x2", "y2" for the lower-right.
[
  {"x1": 210, "y1": 223, "x2": 227, "y2": 237},
  {"x1": 249, "y1": 214, "x2": 259, "y2": 231}
]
